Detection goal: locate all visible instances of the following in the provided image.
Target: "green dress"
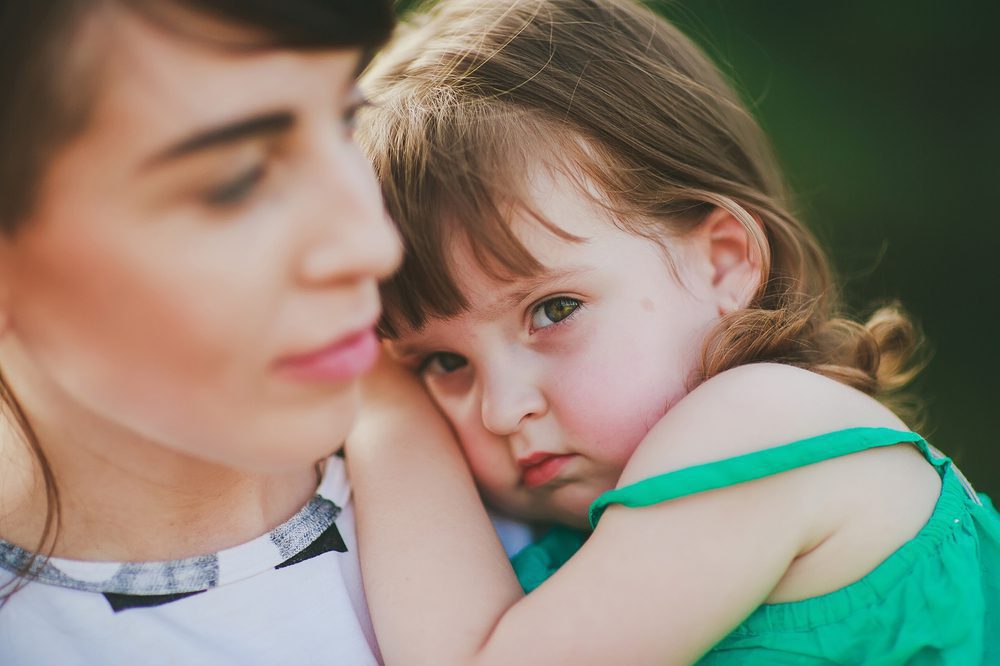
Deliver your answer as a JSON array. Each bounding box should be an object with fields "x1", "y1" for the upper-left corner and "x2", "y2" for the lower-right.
[{"x1": 512, "y1": 428, "x2": 1000, "y2": 664}]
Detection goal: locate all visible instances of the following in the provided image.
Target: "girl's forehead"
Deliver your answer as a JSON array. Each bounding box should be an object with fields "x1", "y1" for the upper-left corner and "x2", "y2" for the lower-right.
[
  {"x1": 459, "y1": 167, "x2": 644, "y2": 265},
  {"x1": 448, "y1": 235, "x2": 593, "y2": 305},
  {"x1": 440, "y1": 199, "x2": 667, "y2": 316},
  {"x1": 444, "y1": 210, "x2": 576, "y2": 292}
]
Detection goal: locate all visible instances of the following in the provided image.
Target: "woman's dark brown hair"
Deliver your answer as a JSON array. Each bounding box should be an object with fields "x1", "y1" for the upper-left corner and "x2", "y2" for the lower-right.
[{"x1": 0, "y1": 0, "x2": 394, "y2": 604}]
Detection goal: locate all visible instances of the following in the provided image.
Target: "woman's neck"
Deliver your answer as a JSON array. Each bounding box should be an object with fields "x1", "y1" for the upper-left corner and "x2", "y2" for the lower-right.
[{"x1": 0, "y1": 403, "x2": 319, "y2": 564}]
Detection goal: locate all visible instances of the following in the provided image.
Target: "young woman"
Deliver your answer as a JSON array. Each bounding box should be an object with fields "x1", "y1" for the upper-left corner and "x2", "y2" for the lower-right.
[{"x1": 0, "y1": 1, "x2": 399, "y2": 663}]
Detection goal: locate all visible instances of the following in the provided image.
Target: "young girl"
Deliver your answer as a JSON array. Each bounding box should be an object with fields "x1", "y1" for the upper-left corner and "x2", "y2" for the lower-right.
[
  {"x1": 348, "y1": 0, "x2": 1000, "y2": 663},
  {"x1": 0, "y1": 1, "x2": 401, "y2": 663}
]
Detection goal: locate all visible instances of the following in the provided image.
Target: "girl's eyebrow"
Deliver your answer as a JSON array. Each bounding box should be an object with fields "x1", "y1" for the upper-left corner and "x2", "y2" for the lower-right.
[
  {"x1": 386, "y1": 337, "x2": 438, "y2": 363},
  {"x1": 141, "y1": 112, "x2": 294, "y2": 171},
  {"x1": 389, "y1": 266, "x2": 593, "y2": 357},
  {"x1": 470, "y1": 265, "x2": 592, "y2": 322}
]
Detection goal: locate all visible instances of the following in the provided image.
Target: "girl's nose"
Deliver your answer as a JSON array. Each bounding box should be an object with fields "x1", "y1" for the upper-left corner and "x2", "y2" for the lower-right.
[{"x1": 480, "y1": 362, "x2": 548, "y2": 436}]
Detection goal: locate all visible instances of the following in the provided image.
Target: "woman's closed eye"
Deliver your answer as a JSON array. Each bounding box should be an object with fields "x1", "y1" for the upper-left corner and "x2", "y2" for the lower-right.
[
  {"x1": 342, "y1": 95, "x2": 372, "y2": 139},
  {"x1": 202, "y1": 163, "x2": 267, "y2": 208},
  {"x1": 418, "y1": 351, "x2": 468, "y2": 376},
  {"x1": 529, "y1": 296, "x2": 582, "y2": 332}
]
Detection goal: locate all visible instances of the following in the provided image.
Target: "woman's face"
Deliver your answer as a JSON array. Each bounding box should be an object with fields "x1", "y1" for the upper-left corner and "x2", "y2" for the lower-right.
[{"x1": 0, "y1": 11, "x2": 401, "y2": 472}]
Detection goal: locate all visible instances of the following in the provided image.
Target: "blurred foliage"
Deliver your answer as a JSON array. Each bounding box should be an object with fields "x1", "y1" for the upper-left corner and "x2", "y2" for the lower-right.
[{"x1": 391, "y1": 0, "x2": 999, "y2": 494}]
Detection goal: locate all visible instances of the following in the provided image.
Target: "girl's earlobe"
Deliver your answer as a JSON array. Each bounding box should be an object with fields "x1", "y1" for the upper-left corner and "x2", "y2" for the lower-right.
[{"x1": 717, "y1": 294, "x2": 739, "y2": 317}]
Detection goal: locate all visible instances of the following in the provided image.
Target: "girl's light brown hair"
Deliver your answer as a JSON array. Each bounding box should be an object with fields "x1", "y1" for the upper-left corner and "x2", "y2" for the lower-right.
[{"x1": 360, "y1": 0, "x2": 924, "y2": 419}]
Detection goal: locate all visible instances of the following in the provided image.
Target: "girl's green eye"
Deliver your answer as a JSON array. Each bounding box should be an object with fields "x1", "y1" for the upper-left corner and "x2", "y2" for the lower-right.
[
  {"x1": 530, "y1": 297, "x2": 581, "y2": 330},
  {"x1": 419, "y1": 352, "x2": 468, "y2": 375}
]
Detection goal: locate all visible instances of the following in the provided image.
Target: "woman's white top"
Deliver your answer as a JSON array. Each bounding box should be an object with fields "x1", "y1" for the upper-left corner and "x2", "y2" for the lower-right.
[{"x1": 0, "y1": 456, "x2": 380, "y2": 665}]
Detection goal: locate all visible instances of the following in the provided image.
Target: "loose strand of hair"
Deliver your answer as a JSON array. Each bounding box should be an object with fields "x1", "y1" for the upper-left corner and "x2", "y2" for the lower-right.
[{"x1": 0, "y1": 372, "x2": 61, "y2": 609}]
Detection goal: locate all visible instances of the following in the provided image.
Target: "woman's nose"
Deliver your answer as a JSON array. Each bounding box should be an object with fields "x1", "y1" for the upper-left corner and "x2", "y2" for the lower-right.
[
  {"x1": 479, "y1": 361, "x2": 548, "y2": 436},
  {"x1": 298, "y1": 209, "x2": 402, "y2": 287},
  {"x1": 296, "y1": 135, "x2": 403, "y2": 287}
]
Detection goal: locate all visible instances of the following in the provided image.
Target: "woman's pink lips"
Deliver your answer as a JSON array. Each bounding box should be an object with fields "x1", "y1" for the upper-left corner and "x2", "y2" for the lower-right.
[
  {"x1": 519, "y1": 453, "x2": 576, "y2": 489},
  {"x1": 276, "y1": 328, "x2": 379, "y2": 383}
]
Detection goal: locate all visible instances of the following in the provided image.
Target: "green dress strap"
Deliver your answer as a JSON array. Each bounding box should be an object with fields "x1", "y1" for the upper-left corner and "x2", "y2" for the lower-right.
[{"x1": 590, "y1": 427, "x2": 931, "y2": 528}]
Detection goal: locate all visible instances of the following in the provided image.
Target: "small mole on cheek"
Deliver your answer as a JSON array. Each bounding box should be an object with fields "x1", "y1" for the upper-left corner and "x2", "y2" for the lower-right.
[{"x1": 640, "y1": 298, "x2": 654, "y2": 312}]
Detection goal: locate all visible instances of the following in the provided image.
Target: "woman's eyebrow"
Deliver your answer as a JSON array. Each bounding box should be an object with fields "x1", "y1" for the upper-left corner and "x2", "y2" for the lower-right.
[{"x1": 141, "y1": 111, "x2": 295, "y2": 170}]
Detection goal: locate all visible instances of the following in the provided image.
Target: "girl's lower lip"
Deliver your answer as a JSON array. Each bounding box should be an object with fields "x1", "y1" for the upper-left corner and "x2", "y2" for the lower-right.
[
  {"x1": 277, "y1": 329, "x2": 379, "y2": 383},
  {"x1": 521, "y1": 454, "x2": 576, "y2": 489}
]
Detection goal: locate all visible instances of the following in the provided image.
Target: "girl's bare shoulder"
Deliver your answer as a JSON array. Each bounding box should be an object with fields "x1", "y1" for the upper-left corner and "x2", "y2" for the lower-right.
[
  {"x1": 617, "y1": 363, "x2": 940, "y2": 604},
  {"x1": 621, "y1": 362, "x2": 910, "y2": 482}
]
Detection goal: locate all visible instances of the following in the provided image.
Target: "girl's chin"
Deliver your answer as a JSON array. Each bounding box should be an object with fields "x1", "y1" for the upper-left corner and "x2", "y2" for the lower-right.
[{"x1": 495, "y1": 500, "x2": 593, "y2": 531}]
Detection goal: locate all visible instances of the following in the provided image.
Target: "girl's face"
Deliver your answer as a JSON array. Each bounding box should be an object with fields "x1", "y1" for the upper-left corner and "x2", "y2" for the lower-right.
[
  {"x1": 0, "y1": 13, "x2": 401, "y2": 472},
  {"x1": 390, "y1": 172, "x2": 727, "y2": 527}
]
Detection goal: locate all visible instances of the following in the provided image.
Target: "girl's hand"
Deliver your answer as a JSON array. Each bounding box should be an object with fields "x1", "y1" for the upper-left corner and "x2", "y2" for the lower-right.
[
  {"x1": 346, "y1": 345, "x2": 452, "y2": 459},
  {"x1": 346, "y1": 346, "x2": 524, "y2": 664},
  {"x1": 352, "y1": 346, "x2": 433, "y2": 426}
]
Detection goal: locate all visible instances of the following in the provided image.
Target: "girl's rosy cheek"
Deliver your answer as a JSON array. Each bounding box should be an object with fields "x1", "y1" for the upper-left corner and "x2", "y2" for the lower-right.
[{"x1": 553, "y1": 352, "x2": 684, "y2": 462}]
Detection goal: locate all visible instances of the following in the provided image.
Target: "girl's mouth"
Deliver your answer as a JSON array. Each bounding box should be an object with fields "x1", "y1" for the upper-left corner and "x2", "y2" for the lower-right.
[{"x1": 518, "y1": 453, "x2": 577, "y2": 489}]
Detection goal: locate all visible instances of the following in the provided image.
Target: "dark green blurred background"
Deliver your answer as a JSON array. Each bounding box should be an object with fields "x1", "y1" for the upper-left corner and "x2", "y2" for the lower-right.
[{"x1": 395, "y1": 1, "x2": 999, "y2": 495}]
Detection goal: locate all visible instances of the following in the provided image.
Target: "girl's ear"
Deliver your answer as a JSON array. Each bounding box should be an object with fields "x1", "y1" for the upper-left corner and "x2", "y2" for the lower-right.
[{"x1": 694, "y1": 206, "x2": 764, "y2": 315}]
